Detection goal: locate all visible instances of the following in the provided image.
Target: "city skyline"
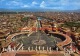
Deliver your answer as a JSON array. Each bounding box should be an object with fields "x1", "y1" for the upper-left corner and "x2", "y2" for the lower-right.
[{"x1": 0, "y1": 0, "x2": 80, "y2": 10}]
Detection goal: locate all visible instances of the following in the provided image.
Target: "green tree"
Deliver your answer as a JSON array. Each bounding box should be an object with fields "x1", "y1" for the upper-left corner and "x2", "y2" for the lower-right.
[
  {"x1": 21, "y1": 17, "x2": 29, "y2": 22},
  {"x1": 62, "y1": 22, "x2": 80, "y2": 32}
]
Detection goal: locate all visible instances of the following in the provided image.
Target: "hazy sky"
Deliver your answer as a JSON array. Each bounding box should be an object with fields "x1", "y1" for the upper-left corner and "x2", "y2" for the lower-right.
[{"x1": 0, "y1": 0, "x2": 80, "y2": 10}]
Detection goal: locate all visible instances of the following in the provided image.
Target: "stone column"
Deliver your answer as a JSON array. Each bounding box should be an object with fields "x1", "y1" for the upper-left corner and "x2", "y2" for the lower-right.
[
  {"x1": 68, "y1": 50, "x2": 71, "y2": 54},
  {"x1": 13, "y1": 46, "x2": 16, "y2": 51},
  {"x1": 2, "y1": 48, "x2": 5, "y2": 51},
  {"x1": 56, "y1": 47, "x2": 58, "y2": 51},
  {"x1": 42, "y1": 46, "x2": 44, "y2": 51},
  {"x1": 5, "y1": 48, "x2": 7, "y2": 51},
  {"x1": 47, "y1": 47, "x2": 48, "y2": 51},
  {"x1": 64, "y1": 48, "x2": 66, "y2": 56},
  {"x1": 22, "y1": 46, "x2": 24, "y2": 50},
  {"x1": 8, "y1": 45, "x2": 11, "y2": 51},
  {"x1": 31, "y1": 47, "x2": 33, "y2": 51},
  {"x1": 28, "y1": 47, "x2": 30, "y2": 52},
  {"x1": 49, "y1": 47, "x2": 51, "y2": 52},
  {"x1": 67, "y1": 49, "x2": 69, "y2": 54},
  {"x1": 35, "y1": 46, "x2": 37, "y2": 51},
  {"x1": 12, "y1": 49, "x2": 14, "y2": 51},
  {"x1": 70, "y1": 42, "x2": 73, "y2": 53},
  {"x1": 39, "y1": 46, "x2": 41, "y2": 51}
]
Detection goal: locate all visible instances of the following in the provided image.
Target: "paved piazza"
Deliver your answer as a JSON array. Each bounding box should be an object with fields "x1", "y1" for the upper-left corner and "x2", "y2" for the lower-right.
[{"x1": 12, "y1": 31, "x2": 62, "y2": 50}]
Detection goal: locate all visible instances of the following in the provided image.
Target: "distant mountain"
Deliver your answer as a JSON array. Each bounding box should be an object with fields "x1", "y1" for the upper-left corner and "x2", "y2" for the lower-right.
[
  {"x1": 0, "y1": 8, "x2": 80, "y2": 12},
  {"x1": 72, "y1": 9, "x2": 80, "y2": 12},
  {"x1": 63, "y1": 9, "x2": 80, "y2": 12},
  {"x1": 0, "y1": 8, "x2": 11, "y2": 12},
  {"x1": 0, "y1": 8, "x2": 61, "y2": 12}
]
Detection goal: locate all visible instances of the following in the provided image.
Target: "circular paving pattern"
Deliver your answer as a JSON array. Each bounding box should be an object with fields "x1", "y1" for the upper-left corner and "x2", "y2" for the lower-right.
[{"x1": 32, "y1": 39, "x2": 46, "y2": 45}]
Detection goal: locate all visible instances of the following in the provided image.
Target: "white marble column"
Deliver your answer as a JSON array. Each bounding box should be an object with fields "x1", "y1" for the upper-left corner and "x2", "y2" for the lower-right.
[
  {"x1": 47, "y1": 47, "x2": 48, "y2": 51},
  {"x1": 42, "y1": 46, "x2": 44, "y2": 51},
  {"x1": 3, "y1": 48, "x2": 5, "y2": 51},
  {"x1": 35, "y1": 46, "x2": 38, "y2": 51},
  {"x1": 22, "y1": 46, "x2": 23, "y2": 50},
  {"x1": 39, "y1": 46, "x2": 41, "y2": 51},
  {"x1": 64, "y1": 48, "x2": 66, "y2": 56},
  {"x1": 70, "y1": 43, "x2": 73, "y2": 53},
  {"x1": 8, "y1": 45, "x2": 11, "y2": 51},
  {"x1": 11, "y1": 48, "x2": 13, "y2": 51},
  {"x1": 31, "y1": 47, "x2": 33, "y2": 51},
  {"x1": 13, "y1": 46, "x2": 16, "y2": 51},
  {"x1": 56, "y1": 47, "x2": 58, "y2": 51},
  {"x1": 28, "y1": 47, "x2": 30, "y2": 52},
  {"x1": 49, "y1": 47, "x2": 51, "y2": 52}
]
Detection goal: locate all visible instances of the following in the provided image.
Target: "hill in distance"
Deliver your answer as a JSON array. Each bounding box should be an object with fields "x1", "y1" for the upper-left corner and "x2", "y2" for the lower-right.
[{"x1": 0, "y1": 8, "x2": 80, "y2": 12}]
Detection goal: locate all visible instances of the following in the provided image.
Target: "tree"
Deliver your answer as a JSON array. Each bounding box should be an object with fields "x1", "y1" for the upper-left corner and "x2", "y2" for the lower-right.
[
  {"x1": 21, "y1": 17, "x2": 29, "y2": 22},
  {"x1": 62, "y1": 22, "x2": 80, "y2": 32}
]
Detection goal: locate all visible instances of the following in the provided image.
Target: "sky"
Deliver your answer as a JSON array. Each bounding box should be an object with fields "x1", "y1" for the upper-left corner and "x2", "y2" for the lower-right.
[{"x1": 0, "y1": 0, "x2": 80, "y2": 10}]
